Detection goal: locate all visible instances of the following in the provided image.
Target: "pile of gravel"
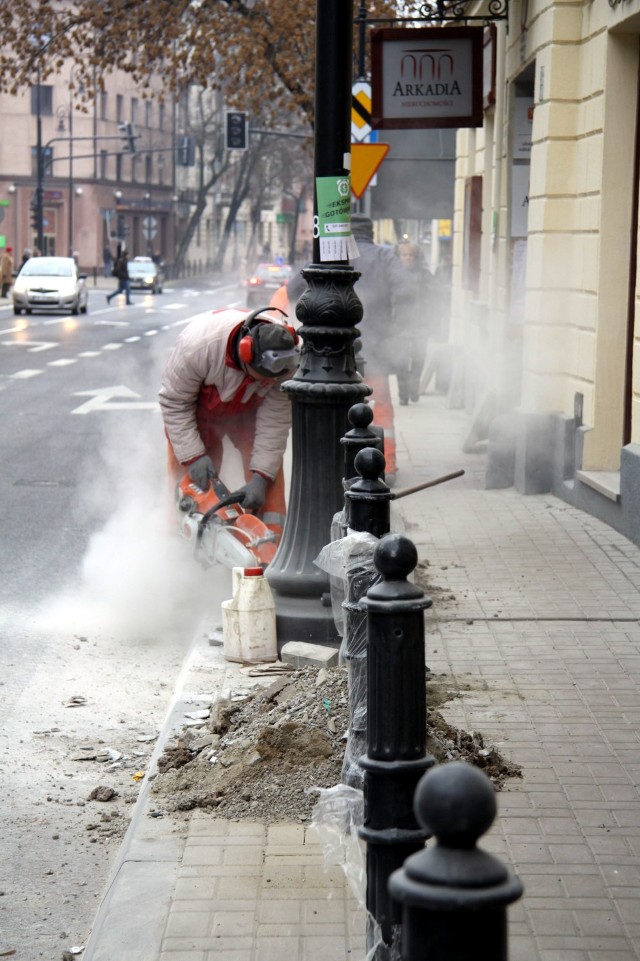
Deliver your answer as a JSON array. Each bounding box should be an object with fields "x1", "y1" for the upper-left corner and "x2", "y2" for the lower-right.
[{"x1": 151, "y1": 665, "x2": 520, "y2": 823}]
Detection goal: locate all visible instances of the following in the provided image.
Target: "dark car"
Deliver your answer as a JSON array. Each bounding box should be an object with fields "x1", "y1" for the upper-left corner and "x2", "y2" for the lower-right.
[
  {"x1": 246, "y1": 262, "x2": 292, "y2": 308},
  {"x1": 128, "y1": 256, "x2": 165, "y2": 294}
]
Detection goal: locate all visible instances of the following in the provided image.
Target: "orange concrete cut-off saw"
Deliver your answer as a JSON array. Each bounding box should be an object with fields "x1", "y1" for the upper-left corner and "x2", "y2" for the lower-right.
[{"x1": 175, "y1": 474, "x2": 277, "y2": 569}]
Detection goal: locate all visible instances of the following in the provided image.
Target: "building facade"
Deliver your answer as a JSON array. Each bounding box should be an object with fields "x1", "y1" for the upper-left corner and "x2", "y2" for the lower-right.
[
  {"x1": 0, "y1": 63, "x2": 176, "y2": 273},
  {"x1": 450, "y1": 0, "x2": 640, "y2": 545}
]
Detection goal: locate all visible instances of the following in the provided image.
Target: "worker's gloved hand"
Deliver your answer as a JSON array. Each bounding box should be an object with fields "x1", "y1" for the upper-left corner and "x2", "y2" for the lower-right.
[
  {"x1": 238, "y1": 473, "x2": 267, "y2": 512},
  {"x1": 188, "y1": 455, "x2": 217, "y2": 491}
]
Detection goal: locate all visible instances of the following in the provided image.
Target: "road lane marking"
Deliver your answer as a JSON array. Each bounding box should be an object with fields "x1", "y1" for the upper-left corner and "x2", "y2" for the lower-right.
[
  {"x1": 144, "y1": 329, "x2": 159, "y2": 336},
  {"x1": 124, "y1": 336, "x2": 141, "y2": 343},
  {"x1": 102, "y1": 343, "x2": 124, "y2": 351},
  {"x1": 1, "y1": 339, "x2": 58, "y2": 352},
  {"x1": 12, "y1": 369, "x2": 43, "y2": 379},
  {"x1": 78, "y1": 351, "x2": 101, "y2": 357},
  {"x1": 72, "y1": 385, "x2": 160, "y2": 414},
  {"x1": 48, "y1": 358, "x2": 78, "y2": 367}
]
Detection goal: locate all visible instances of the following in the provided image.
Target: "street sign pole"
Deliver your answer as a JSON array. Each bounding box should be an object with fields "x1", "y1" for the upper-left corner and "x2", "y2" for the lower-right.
[{"x1": 35, "y1": 65, "x2": 45, "y2": 253}]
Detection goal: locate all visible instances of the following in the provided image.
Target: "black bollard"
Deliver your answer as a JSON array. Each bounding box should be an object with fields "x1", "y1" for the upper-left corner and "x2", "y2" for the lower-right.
[
  {"x1": 340, "y1": 446, "x2": 392, "y2": 788},
  {"x1": 341, "y1": 403, "x2": 384, "y2": 535},
  {"x1": 342, "y1": 404, "x2": 383, "y2": 484},
  {"x1": 346, "y1": 446, "x2": 392, "y2": 538},
  {"x1": 389, "y1": 762, "x2": 524, "y2": 961},
  {"x1": 358, "y1": 533, "x2": 435, "y2": 954}
]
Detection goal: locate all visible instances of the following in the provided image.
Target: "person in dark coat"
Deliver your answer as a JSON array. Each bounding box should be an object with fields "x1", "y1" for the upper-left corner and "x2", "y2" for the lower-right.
[
  {"x1": 106, "y1": 249, "x2": 132, "y2": 305},
  {"x1": 394, "y1": 241, "x2": 433, "y2": 404},
  {"x1": 349, "y1": 215, "x2": 414, "y2": 483}
]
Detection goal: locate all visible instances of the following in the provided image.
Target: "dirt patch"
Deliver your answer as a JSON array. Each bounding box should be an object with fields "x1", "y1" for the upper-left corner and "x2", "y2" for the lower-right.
[{"x1": 151, "y1": 666, "x2": 521, "y2": 822}]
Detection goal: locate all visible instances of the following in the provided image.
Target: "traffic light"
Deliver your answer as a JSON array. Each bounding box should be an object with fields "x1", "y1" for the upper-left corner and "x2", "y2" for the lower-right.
[
  {"x1": 30, "y1": 195, "x2": 39, "y2": 232},
  {"x1": 118, "y1": 121, "x2": 137, "y2": 155},
  {"x1": 225, "y1": 111, "x2": 248, "y2": 151}
]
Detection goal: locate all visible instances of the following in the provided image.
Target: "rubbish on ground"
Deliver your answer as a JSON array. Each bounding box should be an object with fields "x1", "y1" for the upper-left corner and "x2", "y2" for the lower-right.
[
  {"x1": 184, "y1": 709, "x2": 210, "y2": 720},
  {"x1": 136, "y1": 734, "x2": 156, "y2": 742},
  {"x1": 244, "y1": 661, "x2": 294, "y2": 677},
  {"x1": 96, "y1": 749, "x2": 122, "y2": 763},
  {"x1": 132, "y1": 771, "x2": 145, "y2": 782},
  {"x1": 63, "y1": 695, "x2": 87, "y2": 708},
  {"x1": 87, "y1": 786, "x2": 118, "y2": 802}
]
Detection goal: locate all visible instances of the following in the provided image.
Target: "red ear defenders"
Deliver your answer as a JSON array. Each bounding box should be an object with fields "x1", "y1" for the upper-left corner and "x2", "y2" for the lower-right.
[{"x1": 237, "y1": 306, "x2": 299, "y2": 365}]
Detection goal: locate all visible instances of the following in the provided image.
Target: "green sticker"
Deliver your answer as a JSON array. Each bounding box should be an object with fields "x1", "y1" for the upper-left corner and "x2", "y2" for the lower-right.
[
  {"x1": 315, "y1": 176, "x2": 351, "y2": 238},
  {"x1": 314, "y1": 176, "x2": 358, "y2": 262}
]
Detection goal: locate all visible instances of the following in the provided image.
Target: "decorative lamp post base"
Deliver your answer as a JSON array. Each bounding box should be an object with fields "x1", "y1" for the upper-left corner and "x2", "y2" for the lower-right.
[{"x1": 275, "y1": 594, "x2": 341, "y2": 648}]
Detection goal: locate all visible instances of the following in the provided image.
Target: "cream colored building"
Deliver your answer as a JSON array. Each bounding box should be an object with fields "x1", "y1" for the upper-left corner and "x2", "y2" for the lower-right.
[
  {"x1": 450, "y1": 0, "x2": 640, "y2": 543},
  {"x1": 0, "y1": 64, "x2": 176, "y2": 272}
]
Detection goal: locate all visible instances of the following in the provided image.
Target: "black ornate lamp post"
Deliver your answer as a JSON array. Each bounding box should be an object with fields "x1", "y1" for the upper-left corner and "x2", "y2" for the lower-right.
[{"x1": 266, "y1": 0, "x2": 370, "y2": 644}]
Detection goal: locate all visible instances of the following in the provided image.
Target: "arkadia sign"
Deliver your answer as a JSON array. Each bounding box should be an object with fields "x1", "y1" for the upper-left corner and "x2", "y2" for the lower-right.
[{"x1": 371, "y1": 27, "x2": 483, "y2": 130}]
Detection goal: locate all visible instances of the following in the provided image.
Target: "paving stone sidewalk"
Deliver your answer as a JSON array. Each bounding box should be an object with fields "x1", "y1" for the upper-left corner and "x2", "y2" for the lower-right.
[{"x1": 84, "y1": 389, "x2": 640, "y2": 961}]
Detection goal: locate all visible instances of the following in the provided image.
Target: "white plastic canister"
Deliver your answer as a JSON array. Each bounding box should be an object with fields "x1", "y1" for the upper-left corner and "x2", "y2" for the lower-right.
[{"x1": 221, "y1": 566, "x2": 278, "y2": 664}]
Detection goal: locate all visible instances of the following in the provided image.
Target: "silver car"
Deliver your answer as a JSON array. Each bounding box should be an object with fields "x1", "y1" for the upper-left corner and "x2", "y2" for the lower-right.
[
  {"x1": 128, "y1": 256, "x2": 164, "y2": 294},
  {"x1": 13, "y1": 256, "x2": 89, "y2": 315}
]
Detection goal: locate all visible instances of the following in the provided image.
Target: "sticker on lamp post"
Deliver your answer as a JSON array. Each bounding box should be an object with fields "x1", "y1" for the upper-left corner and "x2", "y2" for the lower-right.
[{"x1": 314, "y1": 176, "x2": 359, "y2": 261}]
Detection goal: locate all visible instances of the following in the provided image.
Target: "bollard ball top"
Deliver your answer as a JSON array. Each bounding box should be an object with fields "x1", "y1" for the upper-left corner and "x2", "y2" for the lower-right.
[
  {"x1": 374, "y1": 533, "x2": 418, "y2": 581},
  {"x1": 354, "y1": 446, "x2": 386, "y2": 481},
  {"x1": 414, "y1": 761, "x2": 497, "y2": 849},
  {"x1": 348, "y1": 403, "x2": 374, "y2": 430}
]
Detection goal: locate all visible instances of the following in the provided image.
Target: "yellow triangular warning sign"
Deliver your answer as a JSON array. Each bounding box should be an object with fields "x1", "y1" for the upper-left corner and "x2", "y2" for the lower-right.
[{"x1": 351, "y1": 143, "x2": 390, "y2": 199}]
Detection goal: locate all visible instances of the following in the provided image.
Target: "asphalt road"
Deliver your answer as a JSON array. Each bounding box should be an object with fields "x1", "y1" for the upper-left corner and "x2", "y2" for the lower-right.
[{"x1": 0, "y1": 277, "x2": 245, "y2": 959}]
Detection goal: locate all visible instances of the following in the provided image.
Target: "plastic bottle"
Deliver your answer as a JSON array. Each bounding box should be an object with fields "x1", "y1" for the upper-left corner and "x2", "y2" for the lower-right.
[{"x1": 221, "y1": 566, "x2": 278, "y2": 664}]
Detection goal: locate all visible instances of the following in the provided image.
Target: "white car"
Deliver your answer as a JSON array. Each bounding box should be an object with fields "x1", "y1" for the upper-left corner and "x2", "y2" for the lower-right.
[{"x1": 12, "y1": 256, "x2": 89, "y2": 315}]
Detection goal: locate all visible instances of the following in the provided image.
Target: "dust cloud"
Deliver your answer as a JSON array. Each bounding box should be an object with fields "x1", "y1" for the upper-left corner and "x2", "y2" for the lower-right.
[{"x1": 39, "y1": 334, "x2": 230, "y2": 645}]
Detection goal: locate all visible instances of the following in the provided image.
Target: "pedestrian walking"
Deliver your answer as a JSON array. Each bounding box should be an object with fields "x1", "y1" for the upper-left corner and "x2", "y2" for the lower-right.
[
  {"x1": 159, "y1": 306, "x2": 300, "y2": 544},
  {"x1": 1, "y1": 246, "x2": 14, "y2": 298},
  {"x1": 350, "y1": 215, "x2": 414, "y2": 484},
  {"x1": 106, "y1": 249, "x2": 132, "y2": 305},
  {"x1": 103, "y1": 244, "x2": 113, "y2": 278},
  {"x1": 20, "y1": 248, "x2": 32, "y2": 270},
  {"x1": 394, "y1": 241, "x2": 433, "y2": 404}
]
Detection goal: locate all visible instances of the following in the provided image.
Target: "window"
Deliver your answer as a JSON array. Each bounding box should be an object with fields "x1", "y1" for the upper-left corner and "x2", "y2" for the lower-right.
[
  {"x1": 30, "y1": 85, "x2": 53, "y2": 115},
  {"x1": 100, "y1": 91, "x2": 108, "y2": 121},
  {"x1": 116, "y1": 152, "x2": 123, "y2": 181},
  {"x1": 145, "y1": 101, "x2": 152, "y2": 128},
  {"x1": 100, "y1": 149, "x2": 108, "y2": 180},
  {"x1": 145, "y1": 154, "x2": 152, "y2": 183},
  {"x1": 116, "y1": 94, "x2": 124, "y2": 124},
  {"x1": 131, "y1": 97, "x2": 138, "y2": 123},
  {"x1": 131, "y1": 154, "x2": 138, "y2": 183},
  {"x1": 159, "y1": 103, "x2": 165, "y2": 131}
]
